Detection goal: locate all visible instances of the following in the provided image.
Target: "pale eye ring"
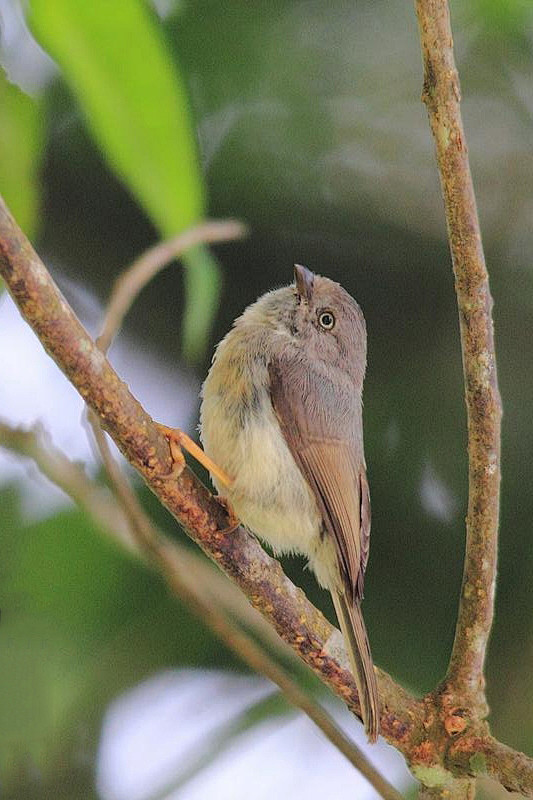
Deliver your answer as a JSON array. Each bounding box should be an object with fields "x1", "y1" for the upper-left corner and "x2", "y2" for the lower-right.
[{"x1": 318, "y1": 310, "x2": 335, "y2": 330}]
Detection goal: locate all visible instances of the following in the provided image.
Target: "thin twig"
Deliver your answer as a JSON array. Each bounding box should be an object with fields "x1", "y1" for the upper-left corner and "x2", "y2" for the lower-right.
[
  {"x1": 415, "y1": 0, "x2": 502, "y2": 719},
  {"x1": 96, "y1": 220, "x2": 247, "y2": 353},
  {"x1": 0, "y1": 416, "x2": 274, "y2": 638},
  {"x1": 0, "y1": 419, "x2": 402, "y2": 800},
  {"x1": 0, "y1": 420, "x2": 134, "y2": 549}
]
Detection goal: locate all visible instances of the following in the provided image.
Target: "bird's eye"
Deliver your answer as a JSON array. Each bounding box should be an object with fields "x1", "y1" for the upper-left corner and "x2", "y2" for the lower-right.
[{"x1": 318, "y1": 311, "x2": 335, "y2": 330}]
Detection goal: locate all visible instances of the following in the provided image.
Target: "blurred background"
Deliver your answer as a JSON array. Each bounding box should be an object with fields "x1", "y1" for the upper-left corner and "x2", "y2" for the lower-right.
[{"x1": 1, "y1": 0, "x2": 532, "y2": 797}]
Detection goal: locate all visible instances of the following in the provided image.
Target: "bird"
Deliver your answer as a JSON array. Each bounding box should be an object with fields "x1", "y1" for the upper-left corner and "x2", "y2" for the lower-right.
[{"x1": 197, "y1": 264, "x2": 379, "y2": 741}]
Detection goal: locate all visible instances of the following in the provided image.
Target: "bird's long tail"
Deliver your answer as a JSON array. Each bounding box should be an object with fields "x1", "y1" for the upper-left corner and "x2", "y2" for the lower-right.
[{"x1": 332, "y1": 591, "x2": 380, "y2": 742}]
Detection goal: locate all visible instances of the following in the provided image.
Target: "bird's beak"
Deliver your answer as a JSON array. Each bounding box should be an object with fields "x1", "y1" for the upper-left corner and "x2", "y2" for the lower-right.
[{"x1": 294, "y1": 264, "x2": 314, "y2": 301}]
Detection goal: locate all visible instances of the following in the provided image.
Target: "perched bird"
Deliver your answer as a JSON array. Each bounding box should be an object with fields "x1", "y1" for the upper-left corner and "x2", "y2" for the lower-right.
[{"x1": 199, "y1": 264, "x2": 379, "y2": 741}]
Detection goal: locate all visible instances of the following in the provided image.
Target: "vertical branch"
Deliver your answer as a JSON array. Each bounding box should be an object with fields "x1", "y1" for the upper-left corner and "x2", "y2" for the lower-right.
[{"x1": 415, "y1": 0, "x2": 502, "y2": 717}]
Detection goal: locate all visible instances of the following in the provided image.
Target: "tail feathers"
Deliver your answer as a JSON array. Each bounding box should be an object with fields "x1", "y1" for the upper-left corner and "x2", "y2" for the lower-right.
[{"x1": 332, "y1": 592, "x2": 380, "y2": 743}]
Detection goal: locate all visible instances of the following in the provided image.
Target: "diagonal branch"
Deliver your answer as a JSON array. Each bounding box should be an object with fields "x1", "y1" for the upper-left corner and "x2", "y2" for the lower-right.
[
  {"x1": 415, "y1": 0, "x2": 502, "y2": 719},
  {"x1": 0, "y1": 194, "x2": 423, "y2": 755}
]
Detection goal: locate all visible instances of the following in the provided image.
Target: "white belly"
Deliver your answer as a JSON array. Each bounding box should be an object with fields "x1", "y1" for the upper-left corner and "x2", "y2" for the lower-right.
[
  {"x1": 202, "y1": 385, "x2": 322, "y2": 556},
  {"x1": 232, "y1": 413, "x2": 322, "y2": 557},
  {"x1": 229, "y1": 411, "x2": 341, "y2": 591}
]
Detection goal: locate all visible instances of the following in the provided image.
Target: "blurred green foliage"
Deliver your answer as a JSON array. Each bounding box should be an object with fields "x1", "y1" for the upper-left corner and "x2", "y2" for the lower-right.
[
  {"x1": 0, "y1": 485, "x2": 236, "y2": 795},
  {"x1": 469, "y1": 0, "x2": 533, "y2": 39}
]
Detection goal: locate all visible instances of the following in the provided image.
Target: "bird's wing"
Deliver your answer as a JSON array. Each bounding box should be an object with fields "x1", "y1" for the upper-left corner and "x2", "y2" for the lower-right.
[{"x1": 268, "y1": 356, "x2": 371, "y2": 601}]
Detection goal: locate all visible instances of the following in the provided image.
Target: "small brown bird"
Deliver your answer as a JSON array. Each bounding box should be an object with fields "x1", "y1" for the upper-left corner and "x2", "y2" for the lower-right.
[{"x1": 198, "y1": 265, "x2": 380, "y2": 741}]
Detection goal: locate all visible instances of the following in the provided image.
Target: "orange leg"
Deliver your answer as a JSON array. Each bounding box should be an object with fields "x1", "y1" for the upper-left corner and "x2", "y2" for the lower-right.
[
  {"x1": 157, "y1": 425, "x2": 234, "y2": 490},
  {"x1": 157, "y1": 425, "x2": 239, "y2": 532}
]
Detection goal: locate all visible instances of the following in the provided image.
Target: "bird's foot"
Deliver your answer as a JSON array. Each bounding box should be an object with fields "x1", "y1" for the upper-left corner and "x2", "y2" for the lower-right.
[{"x1": 157, "y1": 424, "x2": 234, "y2": 489}]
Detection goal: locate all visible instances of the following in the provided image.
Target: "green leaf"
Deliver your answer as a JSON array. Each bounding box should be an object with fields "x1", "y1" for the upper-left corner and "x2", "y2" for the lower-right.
[
  {"x1": 0, "y1": 70, "x2": 42, "y2": 240},
  {"x1": 182, "y1": 243, "x2": 223, "y2": 361},
  {"x1": 27, "y1": 0, "x2": 204, "y2": 232},
  {"x1": 27, "y1": 0, "x2": 219, "y2": 359}
]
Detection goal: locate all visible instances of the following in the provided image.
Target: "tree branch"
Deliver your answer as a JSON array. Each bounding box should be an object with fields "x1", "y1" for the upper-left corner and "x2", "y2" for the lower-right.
[
  {"x1": 415, "y1": 0, "x2": 502, "y2": 719},
  {"x1": 0, "y1": 195, "x2": 423, "y2": 756}
]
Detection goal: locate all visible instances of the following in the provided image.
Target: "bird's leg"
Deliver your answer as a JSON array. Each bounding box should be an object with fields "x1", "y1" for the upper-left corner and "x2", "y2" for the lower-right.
[
  {"x1": 157, "y1": 425, "x2": 239, "y2": 532},
  {"x1": 157, "y1": 425, "x2": 234, "y2": 488}
]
